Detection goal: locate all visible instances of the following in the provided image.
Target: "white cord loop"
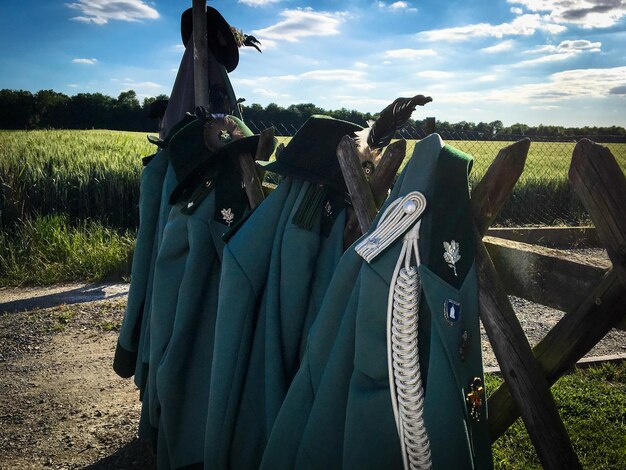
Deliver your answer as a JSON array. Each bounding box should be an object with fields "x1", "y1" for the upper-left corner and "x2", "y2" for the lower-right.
[
  {"x1": 387, "y1": 218, "x2": 432, "y2": 470},
  {"x1": 355, "y1": 191, "x2": 427, "y2": 263}
]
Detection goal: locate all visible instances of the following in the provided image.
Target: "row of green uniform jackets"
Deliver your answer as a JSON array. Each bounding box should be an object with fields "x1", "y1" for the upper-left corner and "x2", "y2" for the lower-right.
[{"x1": 114, "y1": 115, "x2": 493, "y2": 469}]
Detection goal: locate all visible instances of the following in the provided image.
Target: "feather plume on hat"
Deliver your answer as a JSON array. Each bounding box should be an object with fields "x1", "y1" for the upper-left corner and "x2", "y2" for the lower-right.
[{"x1": 355, "y1": 94, "x2": 432, "y2": 178}]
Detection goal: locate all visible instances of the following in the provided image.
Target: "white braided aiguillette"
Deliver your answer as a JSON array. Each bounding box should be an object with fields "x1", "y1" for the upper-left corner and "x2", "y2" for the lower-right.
[
  {"x1": 387, "y1": 218, "x2": 432, "y2": 470},
  {"x1": 355, "y1": 191, "x2": 427, "y2": 263}
]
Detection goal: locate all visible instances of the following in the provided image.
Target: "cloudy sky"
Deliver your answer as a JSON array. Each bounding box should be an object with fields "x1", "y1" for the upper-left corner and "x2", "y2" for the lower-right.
[{"x1": 0, "y1": 0, "x2": 625, "y2": 126}]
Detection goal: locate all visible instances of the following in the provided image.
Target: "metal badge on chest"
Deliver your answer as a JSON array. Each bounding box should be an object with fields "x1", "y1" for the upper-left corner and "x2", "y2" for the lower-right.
[{"x1": 443, "y1": 299, "x2": 461, "y2": 326}]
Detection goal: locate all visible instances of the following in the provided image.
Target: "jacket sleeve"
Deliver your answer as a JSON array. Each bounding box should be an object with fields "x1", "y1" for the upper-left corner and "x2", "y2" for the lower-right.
[{"x1": 114, "y1": 151, "x2": 167, "y2": 377}]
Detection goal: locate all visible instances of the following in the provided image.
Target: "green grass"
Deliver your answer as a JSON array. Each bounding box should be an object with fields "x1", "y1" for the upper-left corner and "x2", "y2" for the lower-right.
[
  {"x1": 0, "y1": 214, "x2": 135, "y2": 286},
  {"x1": 486, "y1": 362, "x2": 626, "y2": 469},
  {"x1": 0, "y1": 129, "x2": 155, "y2": 230}
]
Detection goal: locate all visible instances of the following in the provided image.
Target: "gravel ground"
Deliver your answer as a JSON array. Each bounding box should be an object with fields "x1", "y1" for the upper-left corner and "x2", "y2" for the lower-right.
[
  {"x1": 481, "y1": 296, "x2": 626, "y2": 368},
  {"x1": 0, "y1": 298, "x2": 155, "y2": 470},
  {"x1": 0, "y1": 274, "x2": 624, "y2": 469}
]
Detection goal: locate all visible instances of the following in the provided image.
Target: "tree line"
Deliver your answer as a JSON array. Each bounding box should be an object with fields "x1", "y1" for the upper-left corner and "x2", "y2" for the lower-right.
[
  {"x1": 1, "y1": 88, "x2": 625, "y2": 139},
  {"x1": 0, "y1": 89, "x2": 167, "y2": 132}
]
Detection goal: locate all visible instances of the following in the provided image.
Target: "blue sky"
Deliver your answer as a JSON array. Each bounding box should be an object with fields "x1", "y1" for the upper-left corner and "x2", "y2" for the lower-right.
[{"x1": 0, "y1": 0, "x2": 625, "y2": 126}]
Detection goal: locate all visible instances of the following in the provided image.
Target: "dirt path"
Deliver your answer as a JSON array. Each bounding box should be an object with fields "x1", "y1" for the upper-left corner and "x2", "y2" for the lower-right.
[{"x1": 0, "y1": 297, "x2": 155, "y2": 470}]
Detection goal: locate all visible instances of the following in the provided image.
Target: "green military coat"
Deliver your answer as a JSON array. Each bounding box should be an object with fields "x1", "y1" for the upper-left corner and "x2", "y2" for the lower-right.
[
  {"x1": 204, "y1": 177, "x2": 347, "y2": 470},
  {"x1": 113, "y1": 114, "x2": 195, "y2": 382},
  {"x1": 143, "y1": 116, "x2": 250, "y2": 469},
  {"x1": 261, "y1": 133, "x2": 493, "y2": 469}
]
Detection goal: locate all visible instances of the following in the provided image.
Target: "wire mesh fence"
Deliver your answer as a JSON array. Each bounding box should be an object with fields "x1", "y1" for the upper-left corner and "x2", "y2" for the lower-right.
[{"x1": 247, "y1": 120, "x2": 626, "y2": 227}]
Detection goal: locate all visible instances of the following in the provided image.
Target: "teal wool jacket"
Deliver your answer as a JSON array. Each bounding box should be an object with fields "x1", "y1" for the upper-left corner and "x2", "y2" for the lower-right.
[
  {"x1": 204, "y1": 178, "x2": 347, "y2": 470},
  {"x1": 113, "y1": 145, "x2": 166, "y2": 379},
  {"x1": 151, "y1": 189, "x2": 232, "y2": 470},
  {"x1": 261, "y1": 133, "x2": 493, "y2": 469},
  {"x1": 143, "y1": 120, "x2": 249, "y2": 469},
  {"x1": 114, "y1": 114, "x2": 195, "y2": 383}
]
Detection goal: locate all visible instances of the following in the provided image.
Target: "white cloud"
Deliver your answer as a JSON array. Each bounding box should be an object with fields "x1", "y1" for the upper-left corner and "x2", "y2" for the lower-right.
[
  {"x1": 416, "y1": 70, "x2": 453, "y2": 79},
  {"x1": 252, "y1": 8, "x2": 346, "y2": 42},
  {"x1": 383, "y1": 48, "x2": 437, "y2": 59},
  {"x1": 239, "y1": 0, "x2": 281, "y2": 6},
  {"x1": 515, "y1": 39, "x2": 601, "y2": 66},
  {"x1": 476, "y1": 74, "x2": 499, "y2": 82},
  {"x1": 514, "y1": 52, "x2": 577, "y2": 66},
  {"x1": 66, "y1": 0, "x2": 159, "y2": 25},
  {"x1": 508, "y1": 0, "x2": 626, "y2": 28},
  {"x1": 234, "y1": 69, "x2": 367, "y2": 85},
  {"x1": 300, "y1": 69, "x2": 366, "y2": 81},
  {"x1": 435, "y1": 66, "x2": 626, "y2": 104},
  {"x1": 510, "y1": 7, "x2": 524, "y2": 14},
  {"x1": 354, "y1": 61, "x2": 369, "y2": 69},
  {"x1": 233, "y1": 76, "x2": 298, "y2": 86},
  {"x1": 532, "y1": 39, "x2": 602, "y2": 53},
  {"x1": 67, "y1": 84, "x2": 79, "y2": 88},
  {"x1": 349, "y1": 82, "x2": 379, "y2": 90},
  {"x1": 378, "y1": 1, "x2": 418, "y2": 12},
  {"x1": 252, "y1": 88, "x2": 289, "y2": 97},
  {"x1": 72, "y1": 58, "x2": 98, "y2": 64},
  {"x1": 481, "y1": 40, "x2": 515, "y2": 53},
  {"x1": 420, "y1": 14, "x2": 565, "y2": 41},
  {"x1": 119, "y1": 78, "x2": 163, "y2": 89},
  {"x1": 331, "y1": 95, "x2": 391, "y2": 108},
  {"x1": 249, "y1": 38, "x2": 277, "y2": 50}
]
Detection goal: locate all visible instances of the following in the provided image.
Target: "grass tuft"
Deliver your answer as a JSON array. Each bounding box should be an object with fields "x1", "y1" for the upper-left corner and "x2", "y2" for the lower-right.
[{"x1": 0, "y1": 214, "x2": 134, "y2": 286}]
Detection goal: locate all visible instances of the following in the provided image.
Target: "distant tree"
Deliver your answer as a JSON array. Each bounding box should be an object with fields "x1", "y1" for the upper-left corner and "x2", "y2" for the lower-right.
[
  {"x1": 65, "y1": 93, "x2": 115, "y2": 129},
  {"x1": 142, "y1": 93, "x2": 169, "y2": 111},
  {"x1": 116, "y1": 90, "x2": 140, "y2": 109},
  {"x1": 507, "y1": 123, "x2": 529, "y2": 135},
  {"x1": 34, "y1": 90, "x2": 70, "y2": 128},
  {"x1": 0, "y1": 89, "x2": 36, "y2": 129},
  {"x1": 490, "y1": 120, "x2": 504, "y2": 135}
]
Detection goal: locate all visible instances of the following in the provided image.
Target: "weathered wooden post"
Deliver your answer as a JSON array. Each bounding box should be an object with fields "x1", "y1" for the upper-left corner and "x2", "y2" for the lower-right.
[
  {"x1": 425, "y1": 117, "x2": 436, "y2": 135},
  {"x1": 239, "y1": 128, "x2": 275, "y2": 210},
  {"x1": 487, "y1": 139, "x2": 626, "y2": 440},
  {"x1": 341, "y1": 139, "x2": 406, "y2": 247},
  {"x1": 466, "y1": 139, "x2": 580, "y2": 469},
  {"x1": 192, "y1": 0, "x2": 209, "y2": 108},
  {"x1": 338, "y1": 138, "x2": 407, "y2": 246},
  {"x1": 192, "y1": 0, "x2": 267, "y2": 209},
  {"x1": 336, "y1": 136, "x2": 378, "y2": 233}
]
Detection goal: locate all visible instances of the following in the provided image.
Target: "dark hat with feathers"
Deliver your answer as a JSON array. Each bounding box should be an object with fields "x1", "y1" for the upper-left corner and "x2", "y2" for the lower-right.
[
  {"x1": 258, "y1": 115, "x2": 363, "y2": 187},
  {"x1": 168, "y1": 113, "x2": 275, "y2": 204},
  {"x1": 180, "y1": 7, "x2": 239, "y2": 72}
]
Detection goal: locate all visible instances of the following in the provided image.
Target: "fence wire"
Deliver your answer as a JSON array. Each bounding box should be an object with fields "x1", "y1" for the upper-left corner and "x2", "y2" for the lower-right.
[{"x1": 248, "y1": 120, "x2": 626, "y2": 227}]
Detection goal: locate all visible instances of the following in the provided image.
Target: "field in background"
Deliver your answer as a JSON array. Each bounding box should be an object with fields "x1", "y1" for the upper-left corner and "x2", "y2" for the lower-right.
[
  {"x1": 0, "y1": 129, "x2": 153, "y2": 231},
  {"x1": 0, "y1": 130, "x2": 152, "y2": 285},
  {"x1": 2, "y1": 129, "x2": 625, "y2": 284}
]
